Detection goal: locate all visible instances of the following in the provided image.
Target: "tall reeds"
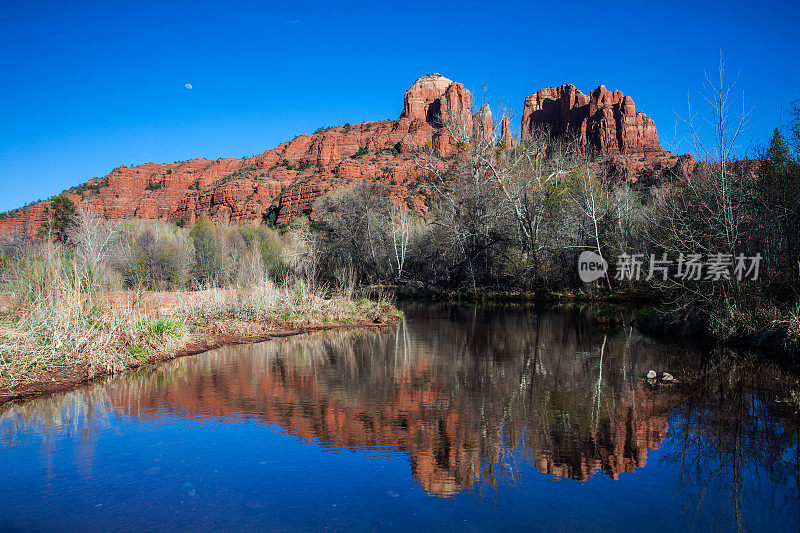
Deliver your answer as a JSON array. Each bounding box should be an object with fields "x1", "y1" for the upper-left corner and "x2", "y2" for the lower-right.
[
  {"x1": 0, "y1": 214, "x2": 397, "y2": 388},
  {"x1": 0, "y1": 241, "x2": 186, "y2": 384}
]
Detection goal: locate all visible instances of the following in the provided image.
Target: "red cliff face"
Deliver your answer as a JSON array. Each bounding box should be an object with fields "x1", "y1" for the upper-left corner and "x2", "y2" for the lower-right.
[
  {"x1": 0, "y1": 75, "x2": 689, "y2": 236},
  {"x1": 522, "y1": 84, "x2": 691, "y2": 176},
  {"x1": 521, "y1": 84, "x2": 662, "y2": 154}
]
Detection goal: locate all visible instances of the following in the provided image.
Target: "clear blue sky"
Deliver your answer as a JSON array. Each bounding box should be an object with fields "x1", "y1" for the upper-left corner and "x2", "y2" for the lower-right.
[{"x1": 1, "y1": 0, "x2": 798, "y2": 212}]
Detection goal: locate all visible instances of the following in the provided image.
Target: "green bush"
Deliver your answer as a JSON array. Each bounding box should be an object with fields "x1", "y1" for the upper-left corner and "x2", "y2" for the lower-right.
[
  {"x1": 38, "y1": 196, "x2": 76, "y2": 243},
  {"x1": 189, "y1": 214, "x2": 223, "y2": 286},
  {"x1": 351, "y1": 147, "x2": 369, "y2": 159}
]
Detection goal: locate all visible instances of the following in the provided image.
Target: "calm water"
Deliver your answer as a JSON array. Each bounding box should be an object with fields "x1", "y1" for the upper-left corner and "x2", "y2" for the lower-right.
[{"x1": 1, "y1": 304, "x2": 798, "y2": 532}]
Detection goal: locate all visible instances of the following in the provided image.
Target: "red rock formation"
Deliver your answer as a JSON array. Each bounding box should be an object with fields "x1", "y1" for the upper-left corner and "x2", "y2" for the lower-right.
[
  {"x1": 520, "y1": 84, "x2": 689, "y2": 177},
  {"x1": 401, "y1": 73, "x2": 455, "y2": 123},
  {"x1": 0, "y1": 122, "x2": 431, "y2": 235},
  {"x1": 521, "y1": 84, "x2": 662, "y2": 154},
  {"x1": 0, "y1": 75, "x2": 690, "y2": 237},
  {"x1": 500, "y1": 115, "x2": 514, "y2": 149},
  {"x1": 522, "y1": 85, "x2": 590, "y2": 144},
  {"x1": 473, "y1": 105, "x2": 494, "y2": 144}
]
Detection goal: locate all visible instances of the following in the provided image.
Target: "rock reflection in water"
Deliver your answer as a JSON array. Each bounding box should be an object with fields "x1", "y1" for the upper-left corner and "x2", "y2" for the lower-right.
[
  {"x1": 1, "y1": 304, "x2": 797, "y2": 532},
  {"x1": 101, "y1": 305, "x2": 684, "y2": 496}
]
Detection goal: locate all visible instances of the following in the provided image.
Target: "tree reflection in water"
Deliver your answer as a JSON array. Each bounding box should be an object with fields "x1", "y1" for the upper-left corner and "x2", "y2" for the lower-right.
[
  {"x1": 664, "y1": 347, "x2": 799, "y2": 532},
  {"x1": 1, "y1": 304, "x2": 797, "y2": 526}
]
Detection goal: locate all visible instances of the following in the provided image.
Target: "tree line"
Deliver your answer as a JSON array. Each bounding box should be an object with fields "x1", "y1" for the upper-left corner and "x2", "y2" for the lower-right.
[
  {"x1": 312, "y1": 69, "x2": 799, "y2": 351},
  {"x1": 1, "y1": 64, "x2": 797, "y2": 352}
]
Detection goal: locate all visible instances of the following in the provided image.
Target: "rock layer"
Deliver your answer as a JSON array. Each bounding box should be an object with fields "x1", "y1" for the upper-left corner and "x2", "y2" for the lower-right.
[
  {"x1": 521, "y1": 84, "x2": 663, "y2": 155},
  {"x1": 0, "y1": 75, "x2": 689, "y2": 236}
]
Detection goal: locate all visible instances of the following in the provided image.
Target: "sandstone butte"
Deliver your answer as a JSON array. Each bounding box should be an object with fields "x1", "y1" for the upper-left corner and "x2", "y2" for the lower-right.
[{"x1": 0, "y1": 74, "x2": 695, "y2": 237}]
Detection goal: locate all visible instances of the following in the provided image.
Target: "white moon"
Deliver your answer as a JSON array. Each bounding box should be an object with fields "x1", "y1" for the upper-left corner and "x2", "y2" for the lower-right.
[{"x1": 185, "y1": 83, "x2": 193, "y2": 90}]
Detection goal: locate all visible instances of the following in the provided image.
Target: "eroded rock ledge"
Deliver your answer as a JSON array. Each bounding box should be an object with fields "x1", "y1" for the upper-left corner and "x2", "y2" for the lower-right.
[{"x1": 0, "y1": 74, "x2": 691, "y2": 236}]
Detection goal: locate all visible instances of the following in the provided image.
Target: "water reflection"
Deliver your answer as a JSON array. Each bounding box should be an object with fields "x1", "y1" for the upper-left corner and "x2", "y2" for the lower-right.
[
  {"x1": 1, "y1": 304, "x2": 797, "y2": 528},
  {"x1": 664, "y1": 347, "x2": 800, "y2": 530},
  {"x1": 106, "y1": 306, "x2": 684, "y2": 494}
]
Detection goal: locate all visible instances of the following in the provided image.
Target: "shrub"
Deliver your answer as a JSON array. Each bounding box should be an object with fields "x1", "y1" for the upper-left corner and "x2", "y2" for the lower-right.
[
  {"x1": 117, "y1": 225, "x2": 190, "y2": 290},
  {"x1": 351, "y1": 147, "x2": 369, "y2": 159},
  {"x1": 38, "y1": 196, "x2": 76, "y2": 243},
  {"x1": 189, "y1": 215, "x2": 223, "y2": 286}
]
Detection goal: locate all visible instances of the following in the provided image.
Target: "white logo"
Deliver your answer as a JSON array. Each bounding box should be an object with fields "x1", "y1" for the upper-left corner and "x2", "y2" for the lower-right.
[{"x1": 578, "y1": 251, "x2": 608, "y2": 283}]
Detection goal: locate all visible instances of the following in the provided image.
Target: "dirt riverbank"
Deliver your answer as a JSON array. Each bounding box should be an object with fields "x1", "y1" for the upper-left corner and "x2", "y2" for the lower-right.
[{"x1": 0, "y1": 315, "x2": 397, "y2": 406}]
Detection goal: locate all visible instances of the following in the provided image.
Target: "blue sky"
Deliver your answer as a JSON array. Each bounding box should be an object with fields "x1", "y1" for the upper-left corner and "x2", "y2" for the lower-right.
[{"x1": 1, "y1": 0, "x2": 798, "y2": 212}]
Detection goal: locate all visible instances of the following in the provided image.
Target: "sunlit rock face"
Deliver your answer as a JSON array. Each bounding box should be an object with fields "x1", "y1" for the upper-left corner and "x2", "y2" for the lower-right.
[
  {"x1": 401, "y1": 73, "x2": 456, "y2": 123},
  {"x1": 0, "y1": 75, "x2": 688, "y2": 236},
  {"x1": 521, "y1": 84, "x2": 692, "y2": 177},
  {"x1": 522, "y1": 85, "x2": 663, "y2": 156}
]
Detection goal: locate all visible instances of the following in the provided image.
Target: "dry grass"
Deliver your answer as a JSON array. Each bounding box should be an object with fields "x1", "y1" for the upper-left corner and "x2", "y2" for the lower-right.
[
  {"x1": 176, "y1": 275, "x2": 397, "y2": 326},
  {"x1": 0, "y1": 246, "x2": 186, "y2": 386},
  {"x1": 0, "y1": 245, "x2": 398, "y2": 390}
]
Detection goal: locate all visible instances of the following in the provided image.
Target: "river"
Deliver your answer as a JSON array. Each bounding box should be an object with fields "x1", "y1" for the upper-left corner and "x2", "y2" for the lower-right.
[{"x1": 1, "y1": 303, "x2": 798, "y2": 531}]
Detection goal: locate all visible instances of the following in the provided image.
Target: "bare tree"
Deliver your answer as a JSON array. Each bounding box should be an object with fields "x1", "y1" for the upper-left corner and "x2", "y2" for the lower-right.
[
  {"x1": 69, "y1": 209, "x2": 120, "y2": 297},
  {"x1": 568, "y1": 162, "x2": 612, "y2": 289},
  {"x1": 409, "y1": 98, "x2": 583, "y2": 287},
  {"x1": 389, "y1": 203, "x2": 411, "y2": 281},
  {"x1": 682, "y1": 50, "x2": 753, "y2": 252},
  {"x1": 409, "y1": 102, "x2": 497, "y2": 288}
]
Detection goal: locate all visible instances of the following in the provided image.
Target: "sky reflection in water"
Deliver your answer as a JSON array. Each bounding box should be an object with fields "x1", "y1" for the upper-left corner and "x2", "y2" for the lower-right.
[{"x1": 1, "y1": 304, "x2": 798, "y2": 531}]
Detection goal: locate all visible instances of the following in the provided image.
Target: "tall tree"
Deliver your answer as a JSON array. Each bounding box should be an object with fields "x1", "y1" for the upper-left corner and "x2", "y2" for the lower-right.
[
  {"x1": 39, "y1": 195, "x2": 77, "y2": 243},
  {"x1": 754, "y1": 128, "x2": 800, "y2": 298}
]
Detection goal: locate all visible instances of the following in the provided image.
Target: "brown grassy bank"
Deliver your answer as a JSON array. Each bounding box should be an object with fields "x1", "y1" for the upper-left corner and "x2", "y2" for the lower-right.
[
  {"x1": 0, "y1": 310, "x2": 398, "y2": 405},
  {"x1": 0, "y1": 276, "x2": 400, "y2": 405},
  {"x1": 0, "y1": 215, "x2": 403, "y2": 405}
]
